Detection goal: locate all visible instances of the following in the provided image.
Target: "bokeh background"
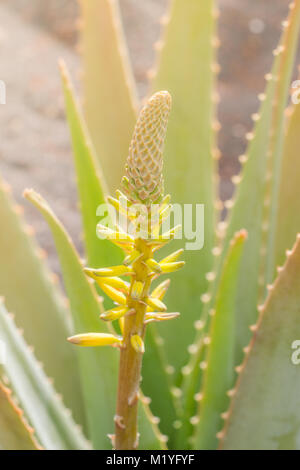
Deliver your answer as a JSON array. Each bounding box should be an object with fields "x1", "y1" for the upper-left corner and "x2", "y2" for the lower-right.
[{"x1": 0, "y1": 0, "x2": 296, "y2": 274}]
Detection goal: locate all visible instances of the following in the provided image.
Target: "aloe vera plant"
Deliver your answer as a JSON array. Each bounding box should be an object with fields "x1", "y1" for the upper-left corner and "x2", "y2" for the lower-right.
[{"x1": 0, "y1": 0, "x2": 300, "y2": 450}]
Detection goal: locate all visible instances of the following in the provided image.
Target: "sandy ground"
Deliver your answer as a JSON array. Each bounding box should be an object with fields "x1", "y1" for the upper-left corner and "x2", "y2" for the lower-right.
[{"x1": 0, "y1": 0, "x2": 296, "y2": 273}]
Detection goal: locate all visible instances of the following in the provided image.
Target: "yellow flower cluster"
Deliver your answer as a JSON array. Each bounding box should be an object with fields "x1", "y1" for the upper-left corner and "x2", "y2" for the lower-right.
[{"x1": 68, "y1": 189, "x2": 184, "y2": 351}]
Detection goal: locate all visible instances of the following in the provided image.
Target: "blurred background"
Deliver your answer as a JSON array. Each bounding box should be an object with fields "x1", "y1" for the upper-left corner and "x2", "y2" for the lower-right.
[{"x1": 0, "y1": 0, "x2": 296, "y2": 274}]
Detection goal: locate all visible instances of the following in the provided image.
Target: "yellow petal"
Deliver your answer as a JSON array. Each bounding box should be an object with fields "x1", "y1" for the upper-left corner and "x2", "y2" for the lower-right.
[
  {"x1": 67, "y1": 333, "x2": 122, "y2": 347},
  {"x1": 151, "y1": 242, "x2": 168, "y2": 253},
  {"x1": 110, "y1": 239, "x2": 134, "y2": 252},
  {"x1": 148, "y1": 239, "x2": 169, "y2": 250},
  {"x1": 97, "y1": 224, "x2": 133, "y2": 242},
  {"x1": 159, "y1": 261, "x2": 185, "y2": 274},
  {"x1": 159, "y1": 204, "x2": 172, "y2": 224},
  {"x1": 151, "y1": 279, "x2": 170, "y2": 300},
  {"x1": 100, "y1": 306, "x2": 128, "y2": 321},
  {"x1": 97, "y1": 277, "x2": 129, "y2": 294},
  {"x1": 146, "y1": 297, "x2": 167, "y2": 312},
  {"x1": 116, "y1": 189, "x2": 131, "y2": 204},
  {"x1": 106, "y1": 195, "x2": 128, "y2": 219},
  {"x1": 123, "y1": 249, "x2": 142, "y2": 266},
  {"x1": 84, "y1": 265, "x2": 132, "y2": 279},
  {"x1": 131, "y1": 334, "x2": 145, "y2": 354},
  {"x1": 98, "y1": 283, "x2": 127, "y2": 305},
  {"x1": 160, "y1": 249, "x2": 184, "y2": 264},
  {"x1": 160, "y1": 194, "x2": 171, "y2": 206},
  {"x1": 145, "y1": 258, "x2": 162, "y2": 273},
  {"x1": 148, "y1": 225, "x2": 181, "y2": 247},
  {"x1": 144, "y1": 312, "x2": 180, "y2": 324}
]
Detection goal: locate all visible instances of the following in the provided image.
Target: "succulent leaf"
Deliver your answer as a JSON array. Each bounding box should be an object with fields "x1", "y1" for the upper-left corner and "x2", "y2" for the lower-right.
[
  {"x1": 226, "y1": 0, "x2": 300, "y2": 365},
  {"x1": 138, "y1": 391, "x2": 168, "y2": 451},
  {"x1": 194, "y1": 1, "x2": 300, "y2": 374},
  {"x1": 275, "y1": 79, "x2": 300, "y2": 267},
  {"x1": 0, "y1": 299, "x2": 90, "y2": 450},
  {"x1": 193, "y1": 231, "x2": 247, "y2": 450},
  {"x1": 0, "y1": 177, "x2": 85, "y2": 430},
  {"x1": 260, "y1": 0, "x2": 300, "y2": 291},
  {"x1": 25, "y1": 189, "x2": 118, "y2": 449},
  {"x1": 24, "y1": 190, "x2": 164, "y2": 450},
  {"x1": 150, "y1": 0, "x2": 218, "y2": 376},
  {"x1": 60, "y1": 61, "x2": 122, "y2": 270},
  {"x1": 220, "y1": 234, "x2": 300, "y2": 450},
  {"x1": 142, "y1": 325, "x2": 179, "y2": 447},
  {"x1": 0, "y1": 381, "x2": 41, "y2": 450},
  {"x1": 79, "y1": 0, "x2": 138, "y2": 192},
  {"x1": 180, "y1": 3, "x2": 300, "y2": 448}
]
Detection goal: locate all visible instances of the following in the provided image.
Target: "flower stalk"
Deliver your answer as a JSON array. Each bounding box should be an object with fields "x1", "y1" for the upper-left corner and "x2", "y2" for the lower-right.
[
  {"x1": 68, "y1": 91, "x2": 184, "y2": 450},
  {"x1": 114, "y1": 238, "x2": 152, "y2": 449}
]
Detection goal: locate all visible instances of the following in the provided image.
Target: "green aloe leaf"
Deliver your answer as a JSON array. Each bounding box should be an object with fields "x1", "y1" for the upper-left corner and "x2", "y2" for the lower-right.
[
  {"x1": 180, "y1": 1, "x2": 300, "y2": 444},
  {"x1": 25, "y1": 190, "x2": 165, "y2": 450},
  {"x1": 0, "y1": 177, "x2": 85, "y2": 429},
  {"x1": 60, "y1": 60, "x2": 122, "y2": 269},
  {"x1": 262, "y1": 1, "x2": 300, "y2": 289},
  {"x1": 207, "y1": 1, "x2": 300, "y2": 368},
  {"x1": 227, "y1": 0, "x2": 300, "y2": 364},
  {"x1": 193, "y1": 231, "x2": 247, "y2": 450},
  {"x1": 138, "y1": 395, "x2": 168, "y2": 451},
  {"x1": 220, "y1": 234, "x2": 300, "y2": 450},
  {"x1": 79, "y1": 0, "x2": 138, "y2": 192},
  {"x1": 0, "y1": 299, "x2": 90, "y2": 450},
  {"x1": 142, "y1": 324, "x2": 179, "y2": 447},
  {"x1": 150, "y1": 0, "x2": 217, "y2": 375},
  {"x1": 275, "y1": 91, "x2": 300, "y2": 267},
  {"x1": 0, "y1": 381, "x2": 41, "y2": 450},
  {"x1": 25, "y1": 189, "x2": 117, "y2": 449}
]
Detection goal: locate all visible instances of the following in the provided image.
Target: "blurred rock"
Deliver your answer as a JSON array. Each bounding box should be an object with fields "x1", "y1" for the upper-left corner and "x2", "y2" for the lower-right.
[{"x1": 6, "y1": 0, "x2": 78, "y2": 45}]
